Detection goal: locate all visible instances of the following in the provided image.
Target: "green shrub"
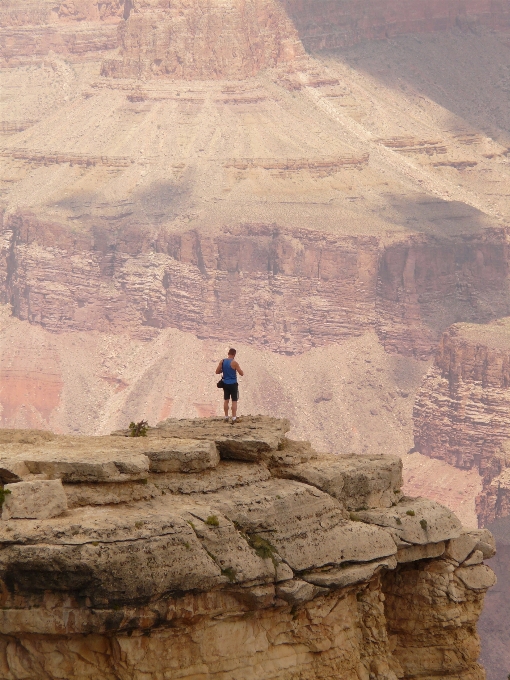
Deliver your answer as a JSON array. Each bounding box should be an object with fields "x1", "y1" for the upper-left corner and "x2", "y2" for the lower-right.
[
  {"x1": 406, "y1": 510, "x2": 415, "y2": 517},
  {"x1": 205, "y1": 515, "x2": 220, "y2": 527},
  {"x1": 0, "y1": 488, "x2": 11, "y2": 507},
  {"x1": 420, "y1": 519, "x2": 428, "y2": 530},
  {"x1": 249, "y1": 534, "x2": 275, "y2": 561},
  {"x1": 129, "y1": 420, "x2": 149, "y2": 437},
  {"x1": 221, "y1": 567, "x2": 237, "y2": 582}
]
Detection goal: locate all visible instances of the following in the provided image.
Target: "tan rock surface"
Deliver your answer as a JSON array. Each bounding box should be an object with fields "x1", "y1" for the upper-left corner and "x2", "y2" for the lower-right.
[
  {"x1": 2, "y1": 479, "x2": 67, "y2": 520},
  {"x1": 150, "y1": 415, "x2": 290, "y2": 462},
  {"x1": 357, "y1": 497, "x2": 463, "y2": 545},
  {"x1": 143, "y1": 438, "x2": 220, "y2": 473},
  {"x1": 445, "y1": 531, "x2": 480, "y2": 564},
  {"x1": 273, "y1": 452, "x2": 403, "y2": 509},
  {"x1": 2, "y1": 3, "x2": 510, "y2": 677},
  {"x1": 0, "y1": 418, "x2": 495, "y2": 679}
]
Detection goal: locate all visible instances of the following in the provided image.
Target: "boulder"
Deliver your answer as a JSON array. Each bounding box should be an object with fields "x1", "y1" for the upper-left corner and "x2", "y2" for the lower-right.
[
  {"x1": 445, "y1": 532, "x2": 479, "y2": 564},
  {"x1": 2, "y1": 480, "x2": 68, "y2": 520},
  {"x1": 357, "y1": 498, "x2": 462, "y2": 545},
  {"x1": 467, "y1": 528, "x2": 496, "y2": 558},
  {"x1": 269, "y1": 439, "x2": 317, "y2": 467},
  {"x1": 0, "y1": 512, "x2": 225, "y2": 605},
  {"x1": 455, "y1": 565, "x2": 497, "y2": 591},
  {"x1": 463, "y1": 550, "x2": 484, "y2": 567}
]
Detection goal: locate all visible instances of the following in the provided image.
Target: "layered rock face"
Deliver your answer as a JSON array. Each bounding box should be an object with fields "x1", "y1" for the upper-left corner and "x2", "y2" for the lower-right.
[
  {"x1": 3, "y1": 214, "x2": 510, "y2": 358},
  {"x1": 0, "y1": 1, "x2": 121, "y2": 66},
  {"x1": 283, "y1": 0, "x2": 510, "y2": 51},
  {"x1": 414, "y1": 318, "x2": 510, "y2": 525},
  {"x1": 102, "y1": 0, "x2": 304, "y2": 80},
  {"x1": 0, "y1": 418, "x2": 496, "y2": 679}
]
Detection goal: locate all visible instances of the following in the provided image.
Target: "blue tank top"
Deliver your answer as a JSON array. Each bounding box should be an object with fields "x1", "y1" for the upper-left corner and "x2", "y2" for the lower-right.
[{"x1": 222, "y1": 358, "x2": 237, "y2": 384}]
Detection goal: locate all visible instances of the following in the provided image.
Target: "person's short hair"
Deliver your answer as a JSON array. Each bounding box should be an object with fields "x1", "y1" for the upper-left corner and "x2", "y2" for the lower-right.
[{"x1": 228, "y1": 348, "x2": 236, "y2": 356}]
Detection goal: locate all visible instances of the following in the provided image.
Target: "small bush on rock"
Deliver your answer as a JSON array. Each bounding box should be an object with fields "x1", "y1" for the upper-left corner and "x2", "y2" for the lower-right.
[{"x1": 129, "y1": 420, "x2": 149, "y2": 437}]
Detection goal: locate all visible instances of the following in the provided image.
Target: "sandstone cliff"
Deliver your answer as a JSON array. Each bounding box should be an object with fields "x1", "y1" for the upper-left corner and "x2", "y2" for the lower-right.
[
  {"x1": 0, "y1": 417, "x2": 496, "y2": 679},
  {"x1": 414, "y1": 318, "x2": 510, "y2": 526}
]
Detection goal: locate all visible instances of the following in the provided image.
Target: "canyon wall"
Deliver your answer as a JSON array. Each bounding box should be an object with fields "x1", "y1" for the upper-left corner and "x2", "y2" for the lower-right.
[
  {"x1": 282, "y1": 0, "x2": 510, "y2": 51},
  {"x1": 414, "y1": 318, "x2": 510, "y2": 525},
  {"x1": 2, "y1": 213, "x2": 509, "y2": 358},
  {"x1": 0, "y1": 417, "x2": 496, "y2": 679},
  {"x1": 102, "y1": 0, "x2": 304, "y2": 80},
  {"x1": 6, "y1": 0, "x2": 510, "y2": 68},
  {"x1": 0, "y1": 1, "x2": 121, "y2": 65}
]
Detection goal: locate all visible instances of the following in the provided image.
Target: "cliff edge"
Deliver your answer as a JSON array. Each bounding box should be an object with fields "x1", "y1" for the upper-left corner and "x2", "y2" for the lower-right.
[{"x1": 0, "y1": 417, "x2": 496, "y2": 679}]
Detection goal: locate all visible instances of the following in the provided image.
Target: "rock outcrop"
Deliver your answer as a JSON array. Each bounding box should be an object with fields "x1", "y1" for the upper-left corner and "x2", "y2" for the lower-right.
[
  {"x1": 102, "y1": 0, "x2": 304, "y2": 80},
  {"x1": 414, "y1": 318, "x2": 510, "y2": 525},
  {"x1": 0, "y1": 1, "x2": 120, "y2": 66},
  {"x1": 0, "y1": 417, "x2": 495, "y2": 679}
]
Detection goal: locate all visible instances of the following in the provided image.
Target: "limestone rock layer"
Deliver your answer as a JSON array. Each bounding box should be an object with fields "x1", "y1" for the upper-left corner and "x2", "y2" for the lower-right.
[{"x1": 0, "y1": 418, "x2": 496, "y2": 679}]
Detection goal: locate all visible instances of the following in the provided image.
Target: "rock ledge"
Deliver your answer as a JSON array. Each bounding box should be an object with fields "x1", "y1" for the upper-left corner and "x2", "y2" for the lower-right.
[{"x1": 0, "y1": 417, "x2": 495, "y2": 680}]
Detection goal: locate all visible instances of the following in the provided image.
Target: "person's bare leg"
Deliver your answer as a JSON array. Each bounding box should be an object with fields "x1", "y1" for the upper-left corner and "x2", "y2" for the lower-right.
[
  {"x1": 224, "y1": 400, "x2": 230, "y2": 417},
  {"x1": 232, "y1": 401, "x2": 237, "y2": 418}
]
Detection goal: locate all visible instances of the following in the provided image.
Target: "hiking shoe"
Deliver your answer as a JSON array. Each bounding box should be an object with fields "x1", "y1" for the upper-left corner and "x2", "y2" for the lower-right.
[{"x1": 224, "y1": 416, "x2": 230, "y2": 423}]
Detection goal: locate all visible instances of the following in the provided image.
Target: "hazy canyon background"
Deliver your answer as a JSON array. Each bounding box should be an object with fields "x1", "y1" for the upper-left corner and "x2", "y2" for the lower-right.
[{"x1": 2, "y1": 0, "x2": 510, "y2": 676}]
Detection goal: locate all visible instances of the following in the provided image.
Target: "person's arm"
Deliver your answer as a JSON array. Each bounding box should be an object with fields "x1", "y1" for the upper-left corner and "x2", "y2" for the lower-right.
[
  {"x1": 215, "y1": 360, "x2": 224, "y2": 375},
  {"x1": 232, "y1": 360, "x2": 244, "y2": 377}
]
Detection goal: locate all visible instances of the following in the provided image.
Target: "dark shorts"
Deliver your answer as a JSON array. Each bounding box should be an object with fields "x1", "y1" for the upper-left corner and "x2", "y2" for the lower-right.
[{"x1": 223, "y1": 383, "x2": 239, "y2": 402}]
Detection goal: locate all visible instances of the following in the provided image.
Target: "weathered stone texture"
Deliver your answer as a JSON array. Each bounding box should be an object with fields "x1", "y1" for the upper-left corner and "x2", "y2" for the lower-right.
[
  {"x1": 2, "y1": 479, "x2": 67, "y2": 520},
  {"x1": 4, "y1": 216, "x2": 510, "y2": 359},
  {"x1": 0, "y1": 418, "x2": 495, "y2": 679},
  {"x1": 102, "y1": 0, "x2": 304, "y2": 80},
  {"x1": 414, "y1": 319, "x2": 510, "y2": 525}
]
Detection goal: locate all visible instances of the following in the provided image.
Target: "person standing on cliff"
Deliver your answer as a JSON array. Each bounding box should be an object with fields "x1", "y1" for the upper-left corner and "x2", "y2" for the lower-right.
[{"x1": 216, "y1": 348, "x2": 244, "y2": 423}]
